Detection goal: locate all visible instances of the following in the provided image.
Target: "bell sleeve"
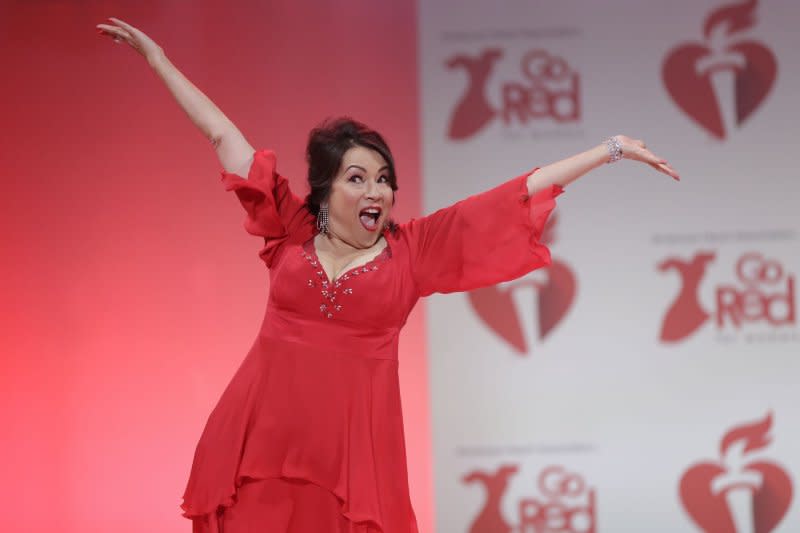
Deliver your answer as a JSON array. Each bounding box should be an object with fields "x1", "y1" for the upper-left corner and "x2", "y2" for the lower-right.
[
  {"x1": 403, "y1": 171, "x2": 562, "y2": 296},
  {"x1": 220, "y1": 149, "x2": 313, "y2": 267}
]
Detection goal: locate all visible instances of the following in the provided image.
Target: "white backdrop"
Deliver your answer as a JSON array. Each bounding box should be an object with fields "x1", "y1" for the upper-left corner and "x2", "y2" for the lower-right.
[{"x1": 420, "y1": 1, "x2": 799, "y2": 532}]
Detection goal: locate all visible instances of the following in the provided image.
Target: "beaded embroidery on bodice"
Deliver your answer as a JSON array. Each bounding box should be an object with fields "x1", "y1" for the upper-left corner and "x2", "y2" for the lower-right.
[{"x1": 301, "y1": 238, "x2": 392, "y2": 320}]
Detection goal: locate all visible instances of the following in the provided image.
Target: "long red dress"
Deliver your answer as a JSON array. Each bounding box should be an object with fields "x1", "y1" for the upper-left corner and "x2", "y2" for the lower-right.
[{"x1": 180, "y1": 150, "x2": 562, "y2": 532}]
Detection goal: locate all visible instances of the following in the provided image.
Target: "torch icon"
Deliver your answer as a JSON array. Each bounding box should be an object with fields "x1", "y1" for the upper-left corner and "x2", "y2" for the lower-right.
[
  {"x1": 710, "y1": 439, "x2": 763, "y2": 533},
  {"x1": 695, "y1": 23, "x2": 746, "y2": 139}
]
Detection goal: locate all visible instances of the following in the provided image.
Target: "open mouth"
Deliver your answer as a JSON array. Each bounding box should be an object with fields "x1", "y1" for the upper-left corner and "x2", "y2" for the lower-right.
[{"x1": 359, "y1": 207, "x2": 382, "y2": 231}]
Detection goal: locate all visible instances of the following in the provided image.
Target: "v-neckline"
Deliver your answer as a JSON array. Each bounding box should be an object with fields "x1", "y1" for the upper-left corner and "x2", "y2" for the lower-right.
[{"x1": 304, "y1": 234, "x2": 392, "y2": 285}]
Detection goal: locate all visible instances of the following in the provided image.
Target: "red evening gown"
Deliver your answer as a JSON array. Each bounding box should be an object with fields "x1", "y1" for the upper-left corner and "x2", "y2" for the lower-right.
[{"x1": 180, "y1": 150, "x2": 562, "y2": 532}]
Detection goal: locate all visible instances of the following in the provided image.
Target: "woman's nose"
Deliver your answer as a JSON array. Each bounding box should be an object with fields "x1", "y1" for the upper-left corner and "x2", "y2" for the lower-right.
[{"x1": 364, "y1": 180, "x2": 381, "y2": 200}]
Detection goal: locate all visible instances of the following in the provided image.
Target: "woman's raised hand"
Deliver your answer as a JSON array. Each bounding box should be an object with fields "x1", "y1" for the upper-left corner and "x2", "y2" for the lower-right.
[
  {"x1": 96, "y1": 17, "x2": 254, "y2": 172},
  {"x1": 97, "y1": 18, "x2": 163, "y2": 63},
  {"x1": 615, "y1": 135, "x2": 680, "y2": 181}
]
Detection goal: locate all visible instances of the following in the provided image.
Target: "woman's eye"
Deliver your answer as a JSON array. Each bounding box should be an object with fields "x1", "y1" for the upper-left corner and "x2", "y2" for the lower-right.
[
  {"x1": 378, "y1": 175, "x2": 389, "y2": 183},
  {"x1": 349, "y1": 175, "x2": 364, "y2": 183}
]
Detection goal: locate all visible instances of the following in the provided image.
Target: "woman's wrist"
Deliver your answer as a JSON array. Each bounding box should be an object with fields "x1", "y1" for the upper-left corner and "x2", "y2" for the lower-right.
[
  {"x1": 146, "y1": 47, "x2": 167, "y2": 69},
  {"x1": 588, "y1": 142, "x2": 611, "y2": 168},
  {"x1": 604, "y1": 136, "x2": 623, "y2": 163}
]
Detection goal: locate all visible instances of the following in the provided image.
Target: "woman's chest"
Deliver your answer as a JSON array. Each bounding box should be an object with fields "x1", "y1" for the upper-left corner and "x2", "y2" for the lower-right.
[{"x1": 267, "y1": 240, "x2": 418, "y2": 328}]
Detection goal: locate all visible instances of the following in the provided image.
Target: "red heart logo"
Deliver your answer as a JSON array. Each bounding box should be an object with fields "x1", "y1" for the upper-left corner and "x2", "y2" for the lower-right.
[
  {"x1": 538, "y1": 260, "x2": 576, "y2": 341},
  {"x1": 679, "y1": 413, "x2": 794, "y2": 532},
  {"x1": 680, "y1": 462, "x2": 793, "y2": 532},
  {"x1": 467, "y1": 259, "x2": 576, "y2": 354},
  {"x1": 662, "y1": 1, "x2": 777, "y2": 139},
  {"x1": 468, "y1": 283, "x2": 526, "y2": 353},
  {"x1": 662, "y1": 42, "x2": 776, "y2": 139},
  {"x1": 663, "y1": 44, "x2": 726, "y2": 139},
  {"x1": 468, "y1": 214, "x2": 576, "y2": 354}
]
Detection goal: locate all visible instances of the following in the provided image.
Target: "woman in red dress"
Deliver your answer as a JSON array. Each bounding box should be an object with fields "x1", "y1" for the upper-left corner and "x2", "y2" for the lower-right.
[{"x1": 98, "y1": 18, "x2": 679, "y2": 533}]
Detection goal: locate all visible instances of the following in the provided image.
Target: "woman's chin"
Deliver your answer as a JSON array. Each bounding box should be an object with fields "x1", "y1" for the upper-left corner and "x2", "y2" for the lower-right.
[{"x1": 330, "y1": 221, "x2": 386, "y2": 248}]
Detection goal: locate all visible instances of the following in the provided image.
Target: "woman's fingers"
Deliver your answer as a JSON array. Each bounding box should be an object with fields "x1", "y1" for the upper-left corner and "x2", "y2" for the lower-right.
[
  {"x1": 649, "y1": 153, "x2": 680, "y2": 179},
  {"x1": 97, "y1": 24, "x2": 132, "y2": 42},
  {"x1": 639, "y1": 147, "x2": 671, "y2": 167},
  {"x1": 100, "y1": 17, "x2": 162, "y2": 60},
  {"x1": 96, "y1": 23, "x2": 118, "y2": 35},
  {"x1": 97, "y1": 18, "x2": 139, "y2": 42},
  {"x1": 666, "y1": 164, "x2": 680, "y2": 181},
  {"x1": 109, "y1": 18, "x2": 140, "y2": 37},
  {"x1": 616, "y1": 135, "x2": 680, "y2": 181},
  {"x1": 640, "y1": 146, "x2": 677, "y2": 178},
  {"x1": 650, "y1": 161, "x2": 680, "y2": 181}
]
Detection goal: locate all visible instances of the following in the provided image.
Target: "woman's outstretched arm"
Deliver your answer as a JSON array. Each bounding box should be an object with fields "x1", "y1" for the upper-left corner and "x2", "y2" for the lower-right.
[
  {"x1": 526, "y1": 135, "x2": 680, "y2": 195},
  {"x1": 97, "y1": 18, "x2": 254, "y2": 175}
]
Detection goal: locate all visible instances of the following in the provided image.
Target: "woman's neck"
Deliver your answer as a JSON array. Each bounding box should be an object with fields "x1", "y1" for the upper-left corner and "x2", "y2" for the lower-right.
[{"x1": 321, "y1": 230, "x2": 382, "y2": 257}]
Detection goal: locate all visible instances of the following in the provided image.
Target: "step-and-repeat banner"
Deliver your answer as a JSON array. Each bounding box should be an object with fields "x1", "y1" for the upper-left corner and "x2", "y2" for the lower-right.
[{"x1": 421, "y1": 1, "x2": 798, "y2": 532}]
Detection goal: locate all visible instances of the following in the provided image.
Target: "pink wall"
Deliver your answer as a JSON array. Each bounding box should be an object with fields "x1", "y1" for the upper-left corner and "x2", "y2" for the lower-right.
[{"x1": 0, "y1": 1, "x2": 431, "y2": 531}]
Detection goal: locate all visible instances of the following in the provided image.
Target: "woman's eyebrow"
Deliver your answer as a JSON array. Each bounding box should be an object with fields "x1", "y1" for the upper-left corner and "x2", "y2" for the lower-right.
[{"x1": 345, "y1": 165, "x2": 389, "y2": 173}]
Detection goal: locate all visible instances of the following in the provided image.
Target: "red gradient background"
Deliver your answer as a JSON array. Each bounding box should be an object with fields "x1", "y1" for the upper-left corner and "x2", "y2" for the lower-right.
[{"x1": 0, "y1": 1, "x2": 431, "y2": 531}]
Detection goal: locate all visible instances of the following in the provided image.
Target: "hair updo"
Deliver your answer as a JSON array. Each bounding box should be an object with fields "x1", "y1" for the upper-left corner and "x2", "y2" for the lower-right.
[{"x1": 304, "y1": 117, "x2": 399, "y2": 217}]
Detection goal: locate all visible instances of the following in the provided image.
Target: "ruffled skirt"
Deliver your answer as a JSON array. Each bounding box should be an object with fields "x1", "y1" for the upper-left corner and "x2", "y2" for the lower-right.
[{"x1": 181, "y1": 335, "x2": 418, "y2": 533}]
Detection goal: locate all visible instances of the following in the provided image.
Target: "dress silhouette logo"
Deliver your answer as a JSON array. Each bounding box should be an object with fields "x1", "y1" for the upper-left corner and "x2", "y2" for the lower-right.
[
  {"x1": 680, "y1": 412, "x2": 793, "y2": 533},
  {"x1": 464, "y1": 464, "x2": 595, "y2": 533},
  {"x1": 662, "y1": 0, "x2": 777, "y2": 139},
  {"x1": 446, "y1": 48, "x2": 580, "y2": 140},
  {"x1": 658, "y1": 251, "x2": 795, "y2": 342},
  {"x1": 468, "y1": 214, "x2": 576, "y2": 354}
]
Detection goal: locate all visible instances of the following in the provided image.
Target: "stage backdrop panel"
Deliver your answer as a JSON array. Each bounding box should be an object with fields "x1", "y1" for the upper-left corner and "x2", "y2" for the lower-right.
[
  {"x1": 420, "y1": 1, "x2": 799, "y2": 532},
  {"x1": 0, "y1": 1, "x2": 430, "y2": 532}
]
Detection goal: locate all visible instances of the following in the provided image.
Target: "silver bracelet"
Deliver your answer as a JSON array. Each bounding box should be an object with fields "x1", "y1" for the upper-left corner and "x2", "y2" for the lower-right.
[{"x1": 605, "y1": 136, "x2": 623, "y2": 163}]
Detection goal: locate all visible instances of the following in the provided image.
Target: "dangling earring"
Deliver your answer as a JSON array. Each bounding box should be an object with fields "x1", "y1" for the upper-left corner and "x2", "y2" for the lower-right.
[{"x1": 316, "y1": 205, "x2": 329, "y2": 234}]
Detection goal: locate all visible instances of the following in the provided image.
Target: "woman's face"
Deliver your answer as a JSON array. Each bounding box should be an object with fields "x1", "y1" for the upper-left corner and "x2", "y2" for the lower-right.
[{"x1": 325, "y1": 145, "x2": 394, "y2": 248}]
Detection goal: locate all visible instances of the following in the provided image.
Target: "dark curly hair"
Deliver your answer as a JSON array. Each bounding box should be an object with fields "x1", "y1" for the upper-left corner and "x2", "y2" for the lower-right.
[{"x1": 304, "y1": 117, "x2": 399, "y2": 218}]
